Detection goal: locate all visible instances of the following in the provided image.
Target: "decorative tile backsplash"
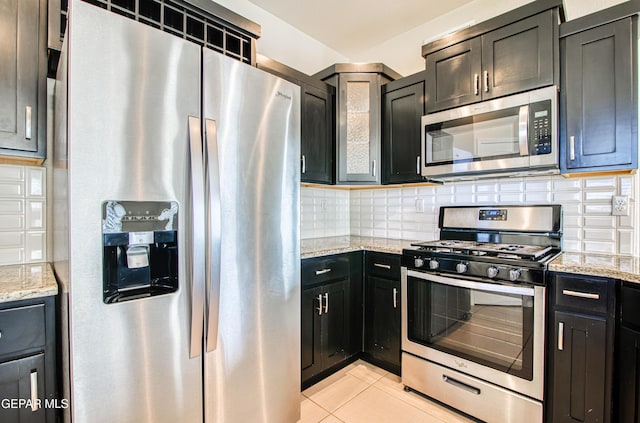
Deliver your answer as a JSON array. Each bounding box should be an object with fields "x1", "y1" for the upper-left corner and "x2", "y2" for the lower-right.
[
  {"x1": 304, "y1": 173, "x2": 639, "y2": 256},
  {"x1": 1, "y1": 164, "x2": 637, "y2": 260},
  {"x1": 301, "y1": 187, "x2": 350, "y2": 239},
  {"x1": 0, "y1": 165, "x2": 47, "y2": 265}
]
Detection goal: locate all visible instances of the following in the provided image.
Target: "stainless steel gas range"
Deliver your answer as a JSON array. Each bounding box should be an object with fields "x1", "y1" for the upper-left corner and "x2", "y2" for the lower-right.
[{"x1": 401, "y1": 205, "x2": 562, "y2": 423}]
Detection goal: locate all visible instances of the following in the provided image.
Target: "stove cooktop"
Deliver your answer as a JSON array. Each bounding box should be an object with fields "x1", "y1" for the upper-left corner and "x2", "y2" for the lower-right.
[{"x1": 409, "y1": 240, "x2": 553, "y2": 261}]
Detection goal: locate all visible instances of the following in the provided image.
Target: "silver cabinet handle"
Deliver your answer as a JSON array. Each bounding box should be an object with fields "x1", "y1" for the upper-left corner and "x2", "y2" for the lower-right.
[
  {"x1": 474, "y1": 74, "x2": 479, "y2": 95},
  {"x1": 416, "y1": 156, "x2": 421, "y2": 175},
  {"x1": 569, "y1": 136, "x2": 576, "y2": 161},
  {"x1": 324, "y1": 293, "x2": 329, "y2": 314},
  {"x1": 25, "y1": 106, "x2": 32, "y2": 140},
  {"x1": 443, "y1": 375, "x2": 481, "y2": 395},
  {"x1": 205, "y1": 119, "x2": 221, "y2": 353},
  {"x1": 372, "y1": 160, "x2": 377, "y2": 177},
  {"x1": 188, "y1": 116, "x2": 206, "y2": 359},
  {"x1": 316, "y1": 294, "x2": 323, "y2": 316},
  {"x1": 484, "y1": 70, "x2": 489, "y2": 93},
  {"x1": 315, "y1": 268, "x2": 332, "y2": 276},
  {"x1": 30, "y1": 371, "x2": 39, "y2": 411},
  {"x1": 302, "y1": 154, "x2": 306, "y2": 174},
  {"x1": 374, "y1": 263, "x2": 391, "y2": 270},
  {"x1": 393, "y1": 287, "x2": 398, "y2": 309},
  {"x1": 562, "y1": 289, "x2": 600, "y2": 300},
  {"x1": 558, "y1": 322, "x2": 564, "y2": 351}
]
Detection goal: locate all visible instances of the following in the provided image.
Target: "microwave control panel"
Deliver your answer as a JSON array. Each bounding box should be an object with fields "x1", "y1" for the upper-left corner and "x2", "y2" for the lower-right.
[{"x1": 530, "y1": 100, "x2": 552, "y2": 155}]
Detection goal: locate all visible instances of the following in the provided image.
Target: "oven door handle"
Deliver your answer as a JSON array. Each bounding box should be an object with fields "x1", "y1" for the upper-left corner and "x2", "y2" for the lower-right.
[{"x1": 406, "y1": 269, "x2": 535, "y2": 297}]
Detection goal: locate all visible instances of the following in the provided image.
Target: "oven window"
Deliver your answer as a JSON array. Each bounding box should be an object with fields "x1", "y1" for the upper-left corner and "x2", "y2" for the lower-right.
[
  {"x1": 425, "y1": 106, "x2": 524, "y2": 165},
  {"x1": 407, "y1": 276, "x2": 534, "y2": 380}
]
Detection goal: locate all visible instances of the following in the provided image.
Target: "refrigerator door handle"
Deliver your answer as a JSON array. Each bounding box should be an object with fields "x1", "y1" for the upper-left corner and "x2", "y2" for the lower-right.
[
  {"x1": 188, "y1": 116, "x2": 206, "y2": 359},
  {"x1": 205, "y1": 118, "x2": 222, "y2": 353}
]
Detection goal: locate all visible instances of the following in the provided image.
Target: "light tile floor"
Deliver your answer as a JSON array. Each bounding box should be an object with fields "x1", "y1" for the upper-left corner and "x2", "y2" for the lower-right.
[{"x1": 299, "y1": 360, "x2": 478, "y2": 423}]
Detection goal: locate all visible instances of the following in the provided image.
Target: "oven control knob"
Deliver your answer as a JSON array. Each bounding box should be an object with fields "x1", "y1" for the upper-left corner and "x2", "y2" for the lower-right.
[
  {"x1": 414, "y1": 258, "x2": 425, "y2": 268},
  {"x1": 509, "y1": 269, "x2": 521, "y2": 281},
  {"x1": 429, "y1": 259, "x2": 439, "y2": 270},
  {"x1": 456, "y1": 262, "x2": 468, "y2": 273},
  {"x1": 486, "y1": 266, "x2": 499, "y2": 278}
]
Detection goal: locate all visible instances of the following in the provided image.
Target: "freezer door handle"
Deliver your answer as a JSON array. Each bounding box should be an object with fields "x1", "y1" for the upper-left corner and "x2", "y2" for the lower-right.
[
  {"x1": 205, "y1": 118, "x2": 222, "y2": 353},
  {"x1": 188, "y1": 116, "x2": 206, "y2": 359}
]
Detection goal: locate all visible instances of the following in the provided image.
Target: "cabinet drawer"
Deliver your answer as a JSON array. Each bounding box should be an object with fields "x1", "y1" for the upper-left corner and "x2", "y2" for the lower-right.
[
  {"x1": 302, "y1": 256, "x2": 350, "y2": 288},
  {"x1": 365, "y1": 252, "x2": 401, "y2": 279},
  {"x1": 553, "y1": 273, "x2": 612, "y2": 314},
  {"x1": 0, "y1": 304, "x2": 45, "y2": 358}
]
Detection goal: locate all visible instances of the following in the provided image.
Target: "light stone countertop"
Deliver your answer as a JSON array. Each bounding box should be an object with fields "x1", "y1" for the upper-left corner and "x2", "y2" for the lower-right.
[
  {"x1": 549, "y1": 252, "x2": 640, "y2": 283},
  {"x1": 301, "y1": 235, "x2": 416, "y2": 259},
  {"x1": 0, "y1": 263, "x2": 59, "y2": 303}
]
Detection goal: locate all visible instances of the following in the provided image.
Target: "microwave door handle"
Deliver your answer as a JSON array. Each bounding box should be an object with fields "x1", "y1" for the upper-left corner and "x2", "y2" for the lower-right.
[
  {"x1": 518, "y1": 105, "x2": 529, "y2": 156},
  {"x1": 424, "y1": 129, "x2": 433, "y2": 165}
]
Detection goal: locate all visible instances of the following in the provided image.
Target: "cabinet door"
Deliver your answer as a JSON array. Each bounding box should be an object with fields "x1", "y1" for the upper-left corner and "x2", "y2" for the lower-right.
[
  {"x1": 301, "y1": 287, "x2": 322, "y2": 382},
  {"x1": 618, "y1": 326, "x2": 640, "y2": 423},
  {"x1": 481, "y1": 10, "x2": 554, "y2": 100},
  {"x1": 382, "y1": 81, "x2": 424, "y2": 184},
  {"x1": 552, "y1": 310, "x2": 607, "y2": 423},
  {"x1": 0, "y1": 0, "x2": 42, "y2": 153},
  {"x1": 561, "y1": 18, "x2": 637, "y2": 172},
  {"x1": 301, "y1": 83, "x2": 335, "y2": 184},
  {"x1": 425, "y1": 38, "x2": 482, "y2": 113},
  {"x1": 321, "y1": 279, "x2": 349, "y2": 370},
  {"x1": 0, "y1": 353, "x2": 46, "y2": 423},
  {"x1": 338, "y1": 73, "x2": 381, "y2": 183},
  {"x1": 365, "y1": 276, "x2": 401, "y2": 371}
]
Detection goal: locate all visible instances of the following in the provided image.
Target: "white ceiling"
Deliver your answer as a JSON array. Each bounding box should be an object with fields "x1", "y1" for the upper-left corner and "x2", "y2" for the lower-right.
[{"x1": 247, "y1": 0, "x2": 477, "y2": 59}]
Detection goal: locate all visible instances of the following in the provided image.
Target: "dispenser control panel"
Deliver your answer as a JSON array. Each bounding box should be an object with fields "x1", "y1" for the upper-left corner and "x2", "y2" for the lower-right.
[{"x1": 102, "y1": 201, "x2": 179, "y2": 304}]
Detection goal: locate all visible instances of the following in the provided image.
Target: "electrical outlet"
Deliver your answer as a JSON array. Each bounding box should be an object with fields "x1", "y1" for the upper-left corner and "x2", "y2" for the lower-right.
[
  {"x1": 612, "y1": 195, "x2": 630, "y2": 216},
  {"x1": 415, "y1": 198, "x2": 425, "y2": 213}
]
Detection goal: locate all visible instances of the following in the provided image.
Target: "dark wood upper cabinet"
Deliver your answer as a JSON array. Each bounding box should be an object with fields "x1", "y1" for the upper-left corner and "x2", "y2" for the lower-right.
[
  {"x1": 423, "y1": 2, "x2": 559, "y2": 113},
  {"x1": 0, "y1": 0, "x2": 47, "y2": 163},
  {"x1": 482, "y1": 10, "x2": 555, "y2": 99},
  {"x1": 425, "y1": 38, "x2": 482, "y2": 112},
  {"x1": 560, "y1": 12, "x2": 638, "y2": 174},
  {"x1": 256, "y1": 55, "x2": 335, "y2": 184},
  {"x1": 382, "y1": 72, "x2": 426, "y2": 184},
  {"x1": 301, "y1": 83, "x2": 335, "y2": 184}
]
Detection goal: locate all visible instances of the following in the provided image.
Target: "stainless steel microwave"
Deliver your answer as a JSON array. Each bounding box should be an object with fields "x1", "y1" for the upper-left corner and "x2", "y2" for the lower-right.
[{"x1": 421, "y1": 85, "x2": 559, "y2": 181}]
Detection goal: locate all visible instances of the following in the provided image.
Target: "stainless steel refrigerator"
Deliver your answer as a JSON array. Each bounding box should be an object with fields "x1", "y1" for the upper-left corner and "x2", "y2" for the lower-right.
[{"x1": 53, "y1": 1, "x2": 301, "y2": 422}]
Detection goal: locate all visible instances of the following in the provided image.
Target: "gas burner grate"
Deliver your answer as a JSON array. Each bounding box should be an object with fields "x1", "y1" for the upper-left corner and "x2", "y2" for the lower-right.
[{"x1": 411, "y1": 241, "x2": 553, "y2": 261}]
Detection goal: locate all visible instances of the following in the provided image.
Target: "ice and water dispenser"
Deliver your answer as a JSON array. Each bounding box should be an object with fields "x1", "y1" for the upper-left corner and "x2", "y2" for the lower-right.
[{"x1": 102, "y1": 201, "x2": 179, "y2": 303}]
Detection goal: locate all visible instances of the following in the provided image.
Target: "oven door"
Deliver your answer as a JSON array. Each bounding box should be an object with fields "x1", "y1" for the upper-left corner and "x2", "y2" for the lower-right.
[{"x1": 401, "y1": 268, "x2": 545, "y2": 400}]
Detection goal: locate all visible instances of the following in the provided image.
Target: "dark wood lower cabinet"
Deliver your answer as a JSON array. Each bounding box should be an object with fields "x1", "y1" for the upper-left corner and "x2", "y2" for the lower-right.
[
  {"x1": 363, "y1": 252, "x2": 401, "y2": 375},
  {"x1": 301, "y1": 253, "x2": 361, "y2": 388},
  {"x1": 547, "y1": 272, "x2": 615, "y2": 423},
  {"x1": 0, "y1": 296, "x2": 56, "y2": 423},
  {"x1": 0, "y1": 354, "x2": 46, "y2": 423},
  {"x1": 618, "y1": 326, "x2": 640, "y2": 423},
  {"x1": 364, "y1": 276, "x2": 400, "y2": 373},
  {"x1": 551, "y1": 311, "x2": 607, "y2": 423},
  {"x1": 301, "y1": 280, "x2": 349, "y2": 385}
]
